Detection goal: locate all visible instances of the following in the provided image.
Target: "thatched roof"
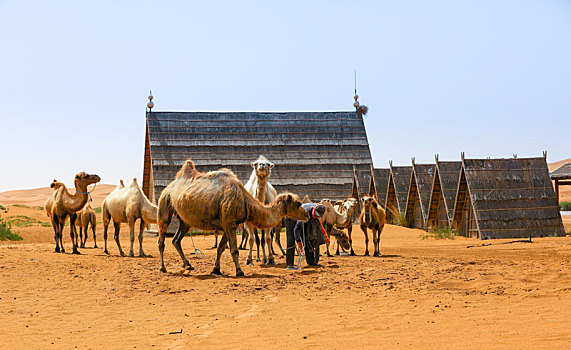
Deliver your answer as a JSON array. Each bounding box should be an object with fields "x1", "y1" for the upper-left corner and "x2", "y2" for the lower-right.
[
  {"x1": 143, "y1": 111, "x2": 373, "y2": 203},
  {"x1": 436, "y1": 161, "x2": 462, "y2": 221},
  {"x1": 373, "y1": 168, "x2": 390, "y2": 208},
  {"x1": 550, "y1": 163, "x2": 571, "y2": 180},
  {"x1": 410, "y1": 163, "x2": 435, "y2": 222},
  {"x1": 453, "y1": 157, "x2": 565, "y2": 239},
  {"x1": 389, "y1": 165, "x2": 412, "y2": 213}
]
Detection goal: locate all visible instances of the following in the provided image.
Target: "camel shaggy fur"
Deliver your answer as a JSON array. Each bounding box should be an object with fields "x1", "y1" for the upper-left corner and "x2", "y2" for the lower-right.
[
  {"x1": 320, "y1": 199, "x2": 350, "y2": 256},
  {"x1": 74, "y1": 203, "x2": 97, "y2": 248},
  {"x1": 45, "y1": 173, "x2": 101, "y2": 254},
  {"x1": 334, "y1": 197, "x2": 360, "y2": 255},
  {"x1": 157, "y1": 159, "x2": 309, "y2": 276},
  {"x1": 359, "y1": 195, "x2": 386, "y2": 256},
  {"x1": 102, "y1": 178, "x2": 157, "y2": 257}
]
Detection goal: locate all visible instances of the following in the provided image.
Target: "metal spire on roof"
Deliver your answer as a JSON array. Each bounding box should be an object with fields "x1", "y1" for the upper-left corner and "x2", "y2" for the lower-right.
[{"x1": 147, "y1": 90, "x2": 154, "y2": 111}]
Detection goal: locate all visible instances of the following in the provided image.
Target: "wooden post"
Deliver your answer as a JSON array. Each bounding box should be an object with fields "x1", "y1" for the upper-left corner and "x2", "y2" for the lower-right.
[{"x1": 555, "y1": 179, "x2": 559, "y2": 206}]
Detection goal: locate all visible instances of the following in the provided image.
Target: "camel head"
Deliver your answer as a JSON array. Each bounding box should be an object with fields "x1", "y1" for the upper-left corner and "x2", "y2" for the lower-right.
[
  {"x1": 332, "y1": 227, "x2": 351, "y2": 250},
  {"x1": 251, "y1": 156, "x2": 274, "y2": 179},
  {"x1": 343, "y1": 198, "x2": 359, "y2": 220},
  {"x1": 74, "y1": 172, "x2": 101, "y2": 188},
  {"x1": 276, "y1": 193, "x2": 309, "y2": 222},
  {"x1": 361, "y1": 195, "x2": 378, "y2": 224}
]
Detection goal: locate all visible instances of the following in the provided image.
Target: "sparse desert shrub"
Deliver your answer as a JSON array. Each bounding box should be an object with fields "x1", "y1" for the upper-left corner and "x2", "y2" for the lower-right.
[
  {"x1": 6, "y1": 215, "x2": 51, "y2": 228},
  {"x1": 420, "y1": 226, "x2": 457, "y2": 240},
  {"x1": 0, "y1": 219, "x2": 23, "y2": 241},
  {"x1": 94, "y1": 207, "x2": 102, "y2": 213},
  {"x1": 559, "y1": 202, "x2": 571, "y2": 211},
  {"x1": 0, "y1": 204, "x2": 7, "y2": 212},
  {"x1": 385, "y1": 204, "x2": 410, "y2": 227}
]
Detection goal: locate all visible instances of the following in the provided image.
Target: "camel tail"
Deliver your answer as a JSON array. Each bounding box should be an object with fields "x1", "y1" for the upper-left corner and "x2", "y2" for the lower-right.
[{"x1": 101, "y1": 202, "x2": 111, "y2": 227}]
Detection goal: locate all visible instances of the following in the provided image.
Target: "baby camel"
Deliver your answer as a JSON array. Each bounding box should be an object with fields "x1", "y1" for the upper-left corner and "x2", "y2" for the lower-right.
[
  {"x1": 74, "y1": 203, "x2": 97, "y2": 248},
  {"x1": 102, "y1": 178, "x2": 157, "y2": 257}
]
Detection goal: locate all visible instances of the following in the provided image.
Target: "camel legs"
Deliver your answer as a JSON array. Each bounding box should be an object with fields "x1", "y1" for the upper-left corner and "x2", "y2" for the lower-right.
[
  {"x1": 246, "y1": 223, "x2": 258, "y2": 265},
  {"x1": 212, "y1": 233, "x2": 218, "y2": 249},
  {"x1": 138, "y1": 219, "x2": 146, "y2": 257},
  {"x1": 172, "y1": 219, "x2": 193, "y2": 270},
  {"x1": 91, "y1": 221, "x2": 97, "y2": 248},
  {"x1": 158, "y1": 221, "x2": 169, "y2": 273},
  {"x1": 348, "y1": 226, "x2": 356, "y2": 256},
  {"x1": 324, "y1": 224, "x2": 333, "y2": 257},
  {"x1": 212, "y1": 227, "x2": 244, "y2": 277},
  {"x1": 361, "y1": 224, "x2": 369, "y2": 256},
  {"x1": 128, "y1": 218, "x2": 136, "y2": 257},
  {"x1": 51, "y1": 216, "x2": 61, "y2": 253},
  {"x1": 212, "y1": 233, "x2": 228, "y2": 275},
  {"x1": 273, "y1": 226, "x2": 286, "y2": 256},
  {"x1": 69, "y1": 214, "x2": 80, "y2": 254},
  {"x1": 102, "y1": 209, "x2": 111, "y2": 254},
  {"x1": 262, "y1": 229, "x2": 276, "y2": 265},
  {"x1": 373, "y1": 226, "x2": 383, "y2": 257},
  {"x1": 113, "y1": 221, "x2": 126, "y2": 256},
  {"x1": 238, "y1": 224, "x2": 248, "y2": 250},
  {"x1": 58, "y1": 219, "x2": 65, "y2": 253}
]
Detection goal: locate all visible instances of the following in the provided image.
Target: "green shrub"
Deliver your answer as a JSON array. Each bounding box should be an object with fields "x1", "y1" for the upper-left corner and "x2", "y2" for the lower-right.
[
  {"x1": 0, "y1": 219, "x2": 23, "y2": 241},
  {"x1": 419, "y1": 226, "x2": 457, "y2": 240},
  {"x1": 386, "y1": 204, "x2": 411, "y2": 227},
  {"x1": 559, "y1": 202, "x2": 571, "y2": 211},
  {"x1": 5, "y1": 215, "x2": 51, "y2": 228},
  {"x1": 94, "y1": 207, "x2": 102, "y2": 213}
]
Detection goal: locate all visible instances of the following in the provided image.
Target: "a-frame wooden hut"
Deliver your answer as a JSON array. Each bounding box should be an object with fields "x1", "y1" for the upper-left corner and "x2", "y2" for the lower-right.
[
  {"x1": 426, "y1": 157, "x2": 462, "y2": 230},
  {"x1": 404, "y1": 159, "x2": 435, "y2": 229},
  {"x1": 385, "y1": 162, "x2": 413, "y2": 223},
  {"x1": 550, "y1": 162, "x2": 571, "y2": 205},
  {"x1": 143, "y1": 111, "x2": 374, "y2": 205},
  {"x1": 373, "y1": 168, "x2": 390, "y2": 208},
  {"x1": 451, "y1": 154, "x2": 565, "y2": 239}
]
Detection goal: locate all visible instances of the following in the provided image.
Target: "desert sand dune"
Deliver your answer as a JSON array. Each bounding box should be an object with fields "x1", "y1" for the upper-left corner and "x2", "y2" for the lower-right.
[{"x1": 0, "y1": 184, "x2": 115, "y2": 208}]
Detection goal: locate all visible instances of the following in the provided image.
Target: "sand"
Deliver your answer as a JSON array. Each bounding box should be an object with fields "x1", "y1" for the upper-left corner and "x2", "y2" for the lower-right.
[
  {"x1": 0, "y1": 205, "x2": 570, "y2": 349},
  {"x1": 0, "y1": 184, "x2": 116, "y2": 208}
]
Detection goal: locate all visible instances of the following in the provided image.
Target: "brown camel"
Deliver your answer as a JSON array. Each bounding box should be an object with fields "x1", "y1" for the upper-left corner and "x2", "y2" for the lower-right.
[
  {"x1": 45, "y1": 172, "x2": 101, "y2": 254},
  {"x1": 359, "y1": 195, "x2": 386, "y2": 256},
  {"x1": 102, "y1": 178, "x2": 157, "y2": 257},
  {"x1": 334, "y1": 197, "x2": 360, "y2": 255},
  {"x1": 320, "y1": 199, "x2": 350, "y2": 256},
  {"x1": 157, "y1": 159, "x2": 309, "y2": 276},
  {"x1": 74, "y1": 203, "x2": 97, "y2": 248}
]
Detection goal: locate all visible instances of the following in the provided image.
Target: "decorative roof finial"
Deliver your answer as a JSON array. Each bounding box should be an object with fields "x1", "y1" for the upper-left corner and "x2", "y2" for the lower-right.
[
  {"x1": 353, "y1": 70, "x2": 368, "y2": 116},
  {"x1": 147, "y1": 90, "x2": 154, "y2": 111}
]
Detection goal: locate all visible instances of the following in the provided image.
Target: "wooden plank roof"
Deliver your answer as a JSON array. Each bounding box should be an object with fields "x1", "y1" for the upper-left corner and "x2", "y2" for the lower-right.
[
  {"x1": 455, "y1": 157, "x2": 565, "y2": 239},
  {"x1": 389, "y1": 165, "x2": 413, "y2": 213},
  {"x1": 373, "y1": 168, "x2": 390, "y2": 207},
  {"x1": 145, "y1": 111, "x2": 374, "y2": 203},
  {"x1": 411, "y1": 163, "x2": 435, "y2": 222},
  {"x1": 550, "y1": 163, "x2": 571, "y2": 180}
]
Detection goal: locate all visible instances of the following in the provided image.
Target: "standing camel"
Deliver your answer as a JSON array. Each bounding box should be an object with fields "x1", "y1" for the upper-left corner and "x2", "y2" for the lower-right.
[
  {"x1": 359, "y1": 195, "x2": 386, "y2": 256},
  {"x1": 334, "y1": 198, "x2": 360, "y2": 255},
  {"x1": 74, "y1": 203, "x2": 97, "y2": 248},
  {"x1": 242, "y1": 156, "x2": 284, "y2": 265},
  {"x1": 102, "y1": 178, "x2": 157, "y2": 257},
  {"x1": 320, "y1": 199, "x2": 350, "y2": 256},
  {"x1": 157, "y1": 159, "x2": 309, "y2": 276},
  {"x1": 45, "y1": 172, "x2": 101, "y2": 254}
]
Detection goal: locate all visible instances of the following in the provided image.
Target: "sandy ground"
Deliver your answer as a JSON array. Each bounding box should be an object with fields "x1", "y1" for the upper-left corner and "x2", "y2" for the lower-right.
[{"x1": 0, "y1": 205, "x2": 570, "y2": 349}]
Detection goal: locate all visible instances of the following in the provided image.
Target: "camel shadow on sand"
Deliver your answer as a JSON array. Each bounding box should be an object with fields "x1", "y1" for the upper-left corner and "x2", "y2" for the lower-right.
[{"x1": 169, "y1": 272, "x2": 279, "y2": 280}]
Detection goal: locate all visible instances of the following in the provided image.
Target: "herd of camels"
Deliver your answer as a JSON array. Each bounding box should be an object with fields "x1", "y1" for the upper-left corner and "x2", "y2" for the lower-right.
[{"x1": 45, "y1": 156, "x2": 386, "y2": 276}]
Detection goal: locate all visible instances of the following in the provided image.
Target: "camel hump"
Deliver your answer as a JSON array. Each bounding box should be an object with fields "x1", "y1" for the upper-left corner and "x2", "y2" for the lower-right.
[
  {"x1": 130, "y1": 178, "x2": 139, "y2": 187},
  {"x1": 176, "y1": 159, "x2": 198, "y2": 179}
]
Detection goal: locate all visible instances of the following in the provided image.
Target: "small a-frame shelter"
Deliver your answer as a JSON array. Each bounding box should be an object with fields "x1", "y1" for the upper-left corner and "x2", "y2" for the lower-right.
[
  {"x1": 427, "y1": 157, "x2": 462, "y2": 230},
  {"x1": 550, "y1": 162, "x2": 571, "y2": 205},
  {"x1": 451, "y1": 154, "x2": 565, "y2": 239},
  {"x1": 373, "y1": 168, "x2": 390, "y2": 208},
  {"x1": 385, "y1": 162, "x2": 413, "y2": 223},
  {"x1": 404, "y1": 159, "x2": 435, "y2": 229}
]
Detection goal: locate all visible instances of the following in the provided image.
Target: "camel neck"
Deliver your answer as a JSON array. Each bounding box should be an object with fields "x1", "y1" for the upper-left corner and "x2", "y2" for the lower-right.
[
  {"x1": 247, "y1": 197, "x2": 282, "y2": 229},
  {"x1": 256, "y1": 175, "x2": 267, "y2": 203},
  {"x1": 64, "y1": 181, "x2": 89, "y2": 212}
]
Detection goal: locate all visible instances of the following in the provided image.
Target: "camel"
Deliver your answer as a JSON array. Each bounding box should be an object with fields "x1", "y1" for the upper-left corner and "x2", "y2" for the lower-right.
[
  {"x1": 102, "y1": 178, "x2": 157, "y2": 257},
  {"x1": 334, "y1": 197, "x2": 360, "y2": 255},
  {"x1": 45, "y1": 172, "x2": 101, "y2": 254},
  {"x1": 157, "y1": 159, "x2": 309, "y2": 276},
  {"x1": 242, "y1": 155, "x2": 284, "y2": 265},
  {"x1": 320, "y1": 199, "x2": 350, "y2": 256},
  {"x1": 359, "y1": 195, "x2": 386, "y2": 256},
  {"x1": 74, "y1": 203, "x2": 97, "y2": 248}
]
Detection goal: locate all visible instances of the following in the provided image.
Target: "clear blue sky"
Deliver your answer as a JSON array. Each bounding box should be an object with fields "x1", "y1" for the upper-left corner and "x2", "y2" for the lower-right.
[{"x1": 1, "y1": 0, "x2": 570, "y2": 192}]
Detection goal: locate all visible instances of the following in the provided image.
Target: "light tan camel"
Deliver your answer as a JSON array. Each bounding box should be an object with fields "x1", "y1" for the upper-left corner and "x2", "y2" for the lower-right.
[
  {"x1": 102, "y1": 178, "x2": 157, "y2": 257},
  {"x1": 45, "y1": 173, "x2": 101, "y2": 254},
  {"x1": 74, "y1": 203, "x2": 97, "y2": 248},
  {"x1": 243, "y1": 155, "x2": 283, "y2": 265},
  {"x1": 359, "y1": 194, "x2": 386, "y2": 256},
  {"x1": 157, "y1": 159, "x2": 309, "y2": 276},
  {"x1": 320, "y1": 199, "x2": 350, "y2": 256},
  {"x1": 334, "y1": 197, "x2": 360, "y2": 255}
]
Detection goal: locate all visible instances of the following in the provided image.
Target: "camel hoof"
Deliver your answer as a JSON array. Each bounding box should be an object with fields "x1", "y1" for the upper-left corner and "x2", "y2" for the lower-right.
[
  {"x1": 129, "y1": 252, "x2": 135, "y2": 257},
  {"x1": 61, "y1": 248, "x2": 66, "y2": 253},
  {"x1": 94, "y1": 244, "x2": 98, "y2": 248},
  {"x1": 80, "y1": 244, "x2": 85, "y2": 248},
  {"x1": 246, "y1": 259, "x2": 254, "y2": 266},
  {"x1": 266, "y1": 258, "x2": 276, "y2": 265},
  {"x1": 211, "y1": 268, "x2": 223, "y2": 276},
  {"x1": 350, "y1": 252, "x2": 356, "y2": 256},
  {"x1": 120, "y1": 252, "x2": 126, "y2": 257},
  {"x1": 373, "y1": 252, "x2": 380, "y2": 257},
  {"x1": 139, "y1": 253, "x2": 147, "y2": 258},
  {"x1": 327, "y1": 253, "x2": 333, "y2": 257},
  {"x1": 184, "y1": 265, "x2": 195, "y2": 271},
  {"x1": 236, "y1": 270, "x2": 245, "y2": 277},
  {"x1": 160, "y1": 266, "x2": 167, "y2": 273},
  {"x1": 104, "y1": 250, "x2": 109, "y2": 255},
  {"x1": 72, "y1": 250, "x2": 81, "y2": 255},
  {"x1": 364, "y1": 251, "x2": 370, "y2": 256},
  {"x1": 54, "y1": 247, "x2": 60, "y2": 253}
]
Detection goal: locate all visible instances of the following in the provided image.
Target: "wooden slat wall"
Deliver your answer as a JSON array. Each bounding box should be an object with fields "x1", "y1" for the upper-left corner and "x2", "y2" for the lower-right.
[
  {"x1": 147, "y1": 111, "x2": 374, "y2": 204},
  {"x1": 373, "y1": 168, "x2": 390, "y2": 208},
  {"x1": 390, "y1": 166, "x2": 413, "y2": 214}
]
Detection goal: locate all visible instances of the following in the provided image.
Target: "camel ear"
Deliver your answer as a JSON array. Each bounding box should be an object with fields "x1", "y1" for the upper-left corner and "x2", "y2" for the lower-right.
[
  {"x1": 286, "y1": 194, "x2": 293, "y2": 202},
  {"x1": 269, "y1": 163, "x2": 274, "y2": 169},
  {"x1": 50, "y1": 182, "x2": 55, "y2": 188},
  {"x1": 251, "y1": 162, "x2": 256, "y2": 168}
]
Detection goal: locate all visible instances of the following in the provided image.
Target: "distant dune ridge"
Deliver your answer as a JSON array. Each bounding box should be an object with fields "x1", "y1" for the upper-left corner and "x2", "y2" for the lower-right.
[
  {"x1": 0, "y1": 158, "x2": 570, "y2": 208},
  {"x1": 0, "y1": 184, "x2": 115, "y2": 208}
]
